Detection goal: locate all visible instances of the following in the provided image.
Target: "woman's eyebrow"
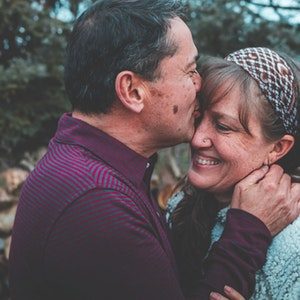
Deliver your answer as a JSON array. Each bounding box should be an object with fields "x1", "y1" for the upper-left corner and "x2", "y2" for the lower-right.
[{"x1": 211, "y1": 111, "x2": 240, "y2": 123}]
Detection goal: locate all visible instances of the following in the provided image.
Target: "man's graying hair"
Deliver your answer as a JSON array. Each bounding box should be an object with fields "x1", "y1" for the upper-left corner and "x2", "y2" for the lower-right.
[{"x1": 64, "y1": 0, "x2": 186, "y2": 114}]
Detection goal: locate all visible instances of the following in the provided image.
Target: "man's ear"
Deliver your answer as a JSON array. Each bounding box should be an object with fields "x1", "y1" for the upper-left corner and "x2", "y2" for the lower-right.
[
  {"x1": 265, "y1": 134, "x2": 295, "y2": 164},
  {"x1": 115, "y1": 71, "x2": 145, "y2": 113}
]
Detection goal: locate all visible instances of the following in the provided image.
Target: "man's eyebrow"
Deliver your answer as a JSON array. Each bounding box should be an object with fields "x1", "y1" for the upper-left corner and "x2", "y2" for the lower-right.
[{"x1": 186, "y1": 54, "x2": 199, "y2": 69}]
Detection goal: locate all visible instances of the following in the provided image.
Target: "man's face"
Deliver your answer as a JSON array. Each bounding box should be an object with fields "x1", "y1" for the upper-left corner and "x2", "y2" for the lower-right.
[{"x1": 142, "y1": 17, "x2": 201, "y2": 148}]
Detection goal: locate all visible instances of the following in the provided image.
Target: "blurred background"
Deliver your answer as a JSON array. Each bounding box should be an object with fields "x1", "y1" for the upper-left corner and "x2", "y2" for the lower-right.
[{"x1": 0, "y1": 0, "x2": 299, "y2": 298}]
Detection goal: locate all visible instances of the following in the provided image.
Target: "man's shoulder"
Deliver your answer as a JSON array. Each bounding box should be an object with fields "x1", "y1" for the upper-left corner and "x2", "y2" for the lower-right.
[
  {"x1": 34, "y1": 141, "x2": 133, "y2": 193},
  {"x1": 19, "y1": 141, "x2": 140, "y2": 226}
]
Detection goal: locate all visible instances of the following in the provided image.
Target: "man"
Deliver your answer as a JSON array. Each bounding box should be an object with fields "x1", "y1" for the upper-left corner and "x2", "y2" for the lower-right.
[{"x1": 9, "y1": 1, "x2": 300, "y2": 299}]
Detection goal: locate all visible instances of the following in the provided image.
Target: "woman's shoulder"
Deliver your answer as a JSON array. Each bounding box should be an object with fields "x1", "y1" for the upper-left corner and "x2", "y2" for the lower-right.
[
  {"x1": 265, "y1": 216, "x2": 300, "y2": 269},
  {"x1": 252, "y1": 216, "x2": 300, "y2": 299},
  {"x1": 270, "y1": 215, "x2": 300, "y2": 252}
]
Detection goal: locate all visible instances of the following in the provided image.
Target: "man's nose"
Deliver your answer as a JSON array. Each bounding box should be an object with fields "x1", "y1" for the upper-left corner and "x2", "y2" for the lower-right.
[{"x1": 194, "y1": 71, "x2": 202, "y2": 92}]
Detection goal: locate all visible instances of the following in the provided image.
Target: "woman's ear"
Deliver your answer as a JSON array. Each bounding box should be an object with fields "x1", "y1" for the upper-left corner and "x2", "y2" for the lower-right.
[
  {"x1": 115, "y1": 71, "x2": 145, "y2": 113},
  {"x1": 266, "y1": 134, "x2": 295, "y2": 164}
]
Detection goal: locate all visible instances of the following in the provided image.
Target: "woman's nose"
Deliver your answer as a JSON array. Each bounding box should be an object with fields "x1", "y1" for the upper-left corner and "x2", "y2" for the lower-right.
[{"x1": 191, "y1": 118, "x2": 212, "y2": 148}]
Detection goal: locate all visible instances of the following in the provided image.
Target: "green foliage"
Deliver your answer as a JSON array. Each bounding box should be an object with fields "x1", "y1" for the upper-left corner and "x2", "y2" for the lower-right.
[
  {"x1": 185, "y1": 0, "x2": 300, "y2": 58},
  {"x1": 0, "y1": 0, "x2": 71, "y2": 167},
  {"x1": 0, "y1": 0, "x2": 299, "y2": 168}
]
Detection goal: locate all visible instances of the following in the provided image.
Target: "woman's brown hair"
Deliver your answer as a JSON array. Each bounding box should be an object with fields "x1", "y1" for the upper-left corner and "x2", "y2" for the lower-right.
[{"x1": 171, "y1": 54, "x2": 300, "y2": 294}]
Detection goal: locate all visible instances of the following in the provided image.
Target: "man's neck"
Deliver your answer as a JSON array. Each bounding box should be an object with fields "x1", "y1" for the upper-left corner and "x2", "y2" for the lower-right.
[{"x1": 72, "y1": 111, "x2": 158, "y2": 158}]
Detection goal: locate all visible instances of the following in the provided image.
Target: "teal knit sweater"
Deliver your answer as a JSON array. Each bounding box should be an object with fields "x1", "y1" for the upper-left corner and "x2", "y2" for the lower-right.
[
  {"x1": 211, "y1": 207, "x2": 300, "y2": 300},
  {"x1": 167, "y1": 193, "x2": 300, "y2": 300}
]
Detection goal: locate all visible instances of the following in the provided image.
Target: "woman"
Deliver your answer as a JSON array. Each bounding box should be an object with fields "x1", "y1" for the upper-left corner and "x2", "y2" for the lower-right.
[{"x1": 167, "y1": 47, "x2": 300, "y2": 300}]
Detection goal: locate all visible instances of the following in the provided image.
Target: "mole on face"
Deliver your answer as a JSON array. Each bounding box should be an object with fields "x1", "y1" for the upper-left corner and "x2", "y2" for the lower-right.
[{"x1": 173, "y1": 105, "x2": 178, "y2": 114}]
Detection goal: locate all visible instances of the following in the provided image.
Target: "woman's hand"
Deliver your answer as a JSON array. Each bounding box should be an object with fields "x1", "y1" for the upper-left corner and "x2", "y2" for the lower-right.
[
  {"x1": 231, "y1": 164, "x2": 300, "y2": 236},
  {"x1": 209, "y1": 286, "x2": 245, "y2": 300}
]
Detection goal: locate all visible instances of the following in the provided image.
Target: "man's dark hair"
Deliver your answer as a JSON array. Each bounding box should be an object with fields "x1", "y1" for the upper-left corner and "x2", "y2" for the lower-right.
[{"x1": 64, "y1": 0, "x2": 186, "y2": 114}]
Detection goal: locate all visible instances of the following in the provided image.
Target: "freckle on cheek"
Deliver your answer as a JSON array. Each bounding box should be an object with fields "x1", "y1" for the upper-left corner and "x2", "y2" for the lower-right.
[{"x1": 173, "y1": 105, "x2": 178, "y2": 114}]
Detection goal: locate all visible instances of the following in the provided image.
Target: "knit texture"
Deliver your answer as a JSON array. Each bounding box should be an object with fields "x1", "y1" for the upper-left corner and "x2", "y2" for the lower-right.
[
  {"x1": 167, "y1": 194, "x2": 300, "y2": 299},
  {"x1": 211, "y1": 207, "x2": 300, "y2": 300}
]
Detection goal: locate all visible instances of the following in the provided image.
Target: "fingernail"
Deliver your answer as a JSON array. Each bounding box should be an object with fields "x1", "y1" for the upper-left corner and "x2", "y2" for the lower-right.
[
  {"x1": 262, "y1": 165, "x2": 269, "y2": 171},
  {"x1": 224, "y1": 285, "x2": 232, "y2": 293},
  {"x1": 210, "y1": 292, "x2": 220, "y2": 300}
]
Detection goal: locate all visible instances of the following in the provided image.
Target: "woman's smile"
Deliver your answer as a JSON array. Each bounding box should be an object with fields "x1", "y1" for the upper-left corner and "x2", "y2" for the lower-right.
[{"x1": 193, "y1": 154, "x2": 221, "y2": 166}]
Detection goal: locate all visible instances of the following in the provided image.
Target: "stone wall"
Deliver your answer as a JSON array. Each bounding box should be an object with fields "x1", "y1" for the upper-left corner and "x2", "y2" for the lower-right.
[{"x1": 0, "y1": 168, "x2": 29, "y2": 299}]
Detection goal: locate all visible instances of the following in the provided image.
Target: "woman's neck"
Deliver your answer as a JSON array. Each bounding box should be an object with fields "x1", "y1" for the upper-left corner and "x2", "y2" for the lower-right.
[{"x1": 213, "y1": 192, "x2": 232, "y2": 209}]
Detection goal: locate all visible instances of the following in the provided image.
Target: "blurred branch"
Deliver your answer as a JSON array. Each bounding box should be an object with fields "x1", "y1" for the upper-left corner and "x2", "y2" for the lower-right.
[{"x1": 244, "y1": 0, "x2": 300, "y2": 10}]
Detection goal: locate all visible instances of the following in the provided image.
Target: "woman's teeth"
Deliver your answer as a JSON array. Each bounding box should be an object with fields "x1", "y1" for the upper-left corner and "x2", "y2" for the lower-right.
[{"x1": 196, "y1": 158, "x2": 220, "y2": 165}]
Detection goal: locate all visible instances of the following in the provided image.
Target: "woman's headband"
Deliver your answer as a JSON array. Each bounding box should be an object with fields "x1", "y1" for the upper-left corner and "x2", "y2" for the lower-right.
[{"x1": 225, "y1": 47, "x2": 298, "y2": 135}]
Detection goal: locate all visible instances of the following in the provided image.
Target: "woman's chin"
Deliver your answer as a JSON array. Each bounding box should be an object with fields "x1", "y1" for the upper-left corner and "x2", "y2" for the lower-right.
[
  {"x1": 187, "y1": 168, "x2": 233, "y2": 197},
  {"x1": 187, "y1": 169, "x2": 215, "y2": 191}
]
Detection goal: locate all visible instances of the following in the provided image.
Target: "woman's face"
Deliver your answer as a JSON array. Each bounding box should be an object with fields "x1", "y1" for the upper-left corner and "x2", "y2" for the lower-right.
[{"x1": 188, "y1": 83, "x2": 275, "y2": 200}]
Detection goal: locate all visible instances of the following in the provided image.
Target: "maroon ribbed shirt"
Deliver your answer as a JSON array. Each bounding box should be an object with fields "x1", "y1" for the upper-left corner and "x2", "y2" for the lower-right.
[{"x1": 9, "y1": 113, "x2": 271, "y2": 299}]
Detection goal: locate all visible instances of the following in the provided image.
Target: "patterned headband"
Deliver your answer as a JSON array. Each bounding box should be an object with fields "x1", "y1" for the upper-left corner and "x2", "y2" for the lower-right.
[{"x1": 225, "y1": 47, "x2": 298, "y2": 135}]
